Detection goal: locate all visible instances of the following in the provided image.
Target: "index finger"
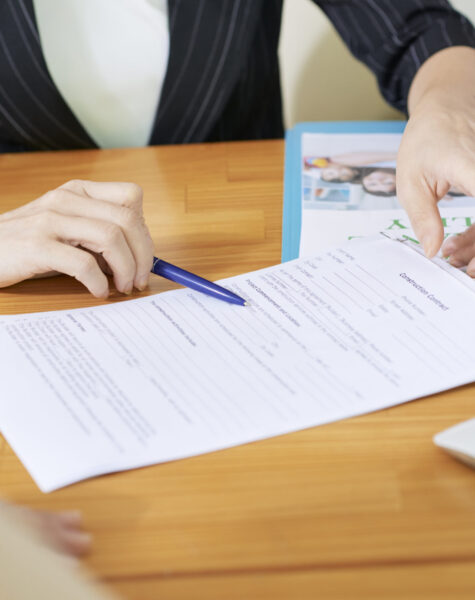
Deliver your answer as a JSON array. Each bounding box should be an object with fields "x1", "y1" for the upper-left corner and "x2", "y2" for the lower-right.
[
  {"x1": 60, "y1": 180, "x2": 143, "y2": 211},
  {"x1": 396, "y1": 169, "x2": 445, "y2": 258}
]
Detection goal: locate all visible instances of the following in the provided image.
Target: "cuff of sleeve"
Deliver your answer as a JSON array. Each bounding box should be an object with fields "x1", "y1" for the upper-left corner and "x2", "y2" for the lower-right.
[{"x1": 382, "y1": 13, "x2": 475, "y2": 114}]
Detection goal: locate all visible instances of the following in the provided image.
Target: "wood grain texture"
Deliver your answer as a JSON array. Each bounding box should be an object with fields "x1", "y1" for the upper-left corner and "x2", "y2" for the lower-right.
[
  {"x1": 0, "y1": 141, "x2": 474, "y2": 598},
  {"x1": 111, "y1": 562, "x2": 475, "y2": 600}
]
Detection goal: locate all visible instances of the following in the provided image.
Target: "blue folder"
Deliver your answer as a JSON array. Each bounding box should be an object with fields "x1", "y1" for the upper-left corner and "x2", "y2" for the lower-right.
[{"x1": 282, "y1": 121, "x2": 407, "y2": 262}]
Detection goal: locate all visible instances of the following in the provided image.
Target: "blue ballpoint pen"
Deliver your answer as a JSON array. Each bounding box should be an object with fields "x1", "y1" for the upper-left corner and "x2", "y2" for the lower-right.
[{"x1": 151, "y1": 257, "x2": 248, "y2": 306}]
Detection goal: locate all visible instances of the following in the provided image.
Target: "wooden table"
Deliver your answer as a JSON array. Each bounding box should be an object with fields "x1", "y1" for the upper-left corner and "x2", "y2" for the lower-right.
[{"x1": 0, "y1": 141, "x2": 474, "y2": 599}]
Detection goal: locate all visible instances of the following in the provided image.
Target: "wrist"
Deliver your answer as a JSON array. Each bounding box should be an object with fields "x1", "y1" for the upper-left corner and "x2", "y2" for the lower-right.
[{"x1": 408, "y1": 46, "x2": 475, "y2": 115}]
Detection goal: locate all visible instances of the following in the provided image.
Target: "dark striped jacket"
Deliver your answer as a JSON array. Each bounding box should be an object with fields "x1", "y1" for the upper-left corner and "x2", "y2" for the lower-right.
[{"x1": 0, "y1": 0, "x2": 474, "y2": 152}]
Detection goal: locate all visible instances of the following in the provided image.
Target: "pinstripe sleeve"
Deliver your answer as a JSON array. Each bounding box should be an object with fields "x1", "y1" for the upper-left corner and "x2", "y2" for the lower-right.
[{"x1": 316, "y1": 0, "x2": 475, "y2": 113}]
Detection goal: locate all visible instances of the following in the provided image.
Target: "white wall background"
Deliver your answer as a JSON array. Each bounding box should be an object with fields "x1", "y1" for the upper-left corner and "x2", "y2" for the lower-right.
[{"x1": 279, "y1": 0, "x2": 475, "y2": 128}]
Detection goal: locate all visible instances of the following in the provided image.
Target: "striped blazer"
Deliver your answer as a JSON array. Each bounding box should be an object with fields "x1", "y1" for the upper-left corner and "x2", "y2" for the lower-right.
[{"x1": 0, "y1": 0, "x2": 474, "y2": 152}]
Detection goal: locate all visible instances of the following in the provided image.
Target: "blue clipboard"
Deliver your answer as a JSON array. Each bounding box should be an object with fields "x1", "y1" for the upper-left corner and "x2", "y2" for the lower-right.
[{"x1": 282, "y1": 121, "x2": 407, "y2": 262}]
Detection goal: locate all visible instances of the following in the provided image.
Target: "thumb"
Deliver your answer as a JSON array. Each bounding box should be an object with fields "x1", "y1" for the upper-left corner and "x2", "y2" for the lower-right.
[{"x1": 396, "y1": 171, "x2": 444, "y2": 258}]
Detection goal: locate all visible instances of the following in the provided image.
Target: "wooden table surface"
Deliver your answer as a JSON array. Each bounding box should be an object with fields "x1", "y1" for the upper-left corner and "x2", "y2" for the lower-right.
[{"x1": 0, "y1": 141, "x2": 474, "y2": 599}]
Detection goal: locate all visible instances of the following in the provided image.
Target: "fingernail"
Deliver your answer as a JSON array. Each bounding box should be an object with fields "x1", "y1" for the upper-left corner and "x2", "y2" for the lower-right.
[
  {"x1": 137, "y1": 275, "x2": 149, "y2": 291},
  {"x1": 123, "y1": 285, "x2": 133, "y2": 295},
  {"x1": 420, "y1": 235, "x2": 433, "y2": 257},
  {"x1": 421, "y1": 233, "x2": 443, "y2": 258},
  {"x1": 448, "y1": 256, "x2": 464, "y2": 268}
]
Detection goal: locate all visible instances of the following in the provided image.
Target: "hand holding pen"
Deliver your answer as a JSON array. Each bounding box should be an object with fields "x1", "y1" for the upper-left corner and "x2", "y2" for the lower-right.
[{"x1": 0, "y1": 180, "x2": 246, "y2": 304}]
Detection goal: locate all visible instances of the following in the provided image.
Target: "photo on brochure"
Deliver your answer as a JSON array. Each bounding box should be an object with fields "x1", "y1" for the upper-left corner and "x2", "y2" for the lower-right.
[{"x1": 302, "y1": 133, "x2": 475, "y2": 211}]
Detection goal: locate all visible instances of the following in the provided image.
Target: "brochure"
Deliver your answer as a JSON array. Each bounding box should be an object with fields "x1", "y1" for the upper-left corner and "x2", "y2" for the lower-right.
[{"x1": 282, "y1": 122, "x2": 475, "y2": 261}]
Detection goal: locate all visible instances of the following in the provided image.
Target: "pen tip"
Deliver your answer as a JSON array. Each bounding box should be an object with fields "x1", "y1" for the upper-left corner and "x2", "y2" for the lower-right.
[{"x1": 243, "y1": 301, "x2": 249, "y2": 306}]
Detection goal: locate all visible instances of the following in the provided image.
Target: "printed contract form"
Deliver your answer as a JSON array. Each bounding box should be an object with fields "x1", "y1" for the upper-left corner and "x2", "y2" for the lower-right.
[{"x1": 1, "y1": 234, "x2": 474, "y2": 492}]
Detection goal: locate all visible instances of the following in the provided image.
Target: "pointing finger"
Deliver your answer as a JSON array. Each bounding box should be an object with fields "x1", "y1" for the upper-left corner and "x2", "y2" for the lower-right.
[{"x1": 396, "y1": 171, "x2": 444, "y2": 257}]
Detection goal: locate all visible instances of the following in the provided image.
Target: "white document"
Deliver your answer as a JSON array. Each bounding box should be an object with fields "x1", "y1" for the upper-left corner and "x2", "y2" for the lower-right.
[{"x1": 1, "y1": 235, "x2": 475, "y2": 492}]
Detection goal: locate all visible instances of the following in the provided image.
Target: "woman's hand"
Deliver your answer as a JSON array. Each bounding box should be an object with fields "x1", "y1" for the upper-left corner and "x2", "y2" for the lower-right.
[
  {"x1": 397, "y1": 47, "x2": 475, "y2": 258},
  {"x1": 0, "y1": 180, "x2": 154, "y2": 297},
  {"x1": 441, "y1": 226, "x2": 475, "y2": 276}
]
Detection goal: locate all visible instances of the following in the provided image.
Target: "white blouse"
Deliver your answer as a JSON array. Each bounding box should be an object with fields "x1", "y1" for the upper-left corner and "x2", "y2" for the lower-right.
[{"x1": 33, "y1": 0, "x2": 170, "y2": 148}]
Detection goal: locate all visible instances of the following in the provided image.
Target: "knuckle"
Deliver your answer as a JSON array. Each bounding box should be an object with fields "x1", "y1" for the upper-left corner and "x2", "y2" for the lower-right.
[
  {"x1": 35, "y1": 209, "x2": 58, "y2": 228},
  {"x1": 124, "y1": 183, "x2": 143, "y2": 209},
  {"x1": 102, "y1": 223, "x2": 122, "y2": 246},
  {"x1": 408, "y1": 208, "x2": 428, "y2": 222},
  {"x1": 60, "y1": 179, "x2": 83, "y2": 192},
  {"x1": 117, "y1": 205, "x2": 137, "y2": 229},
  {"x1": 39, "y1": 189, "x2": 61, "y2": 208}
]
